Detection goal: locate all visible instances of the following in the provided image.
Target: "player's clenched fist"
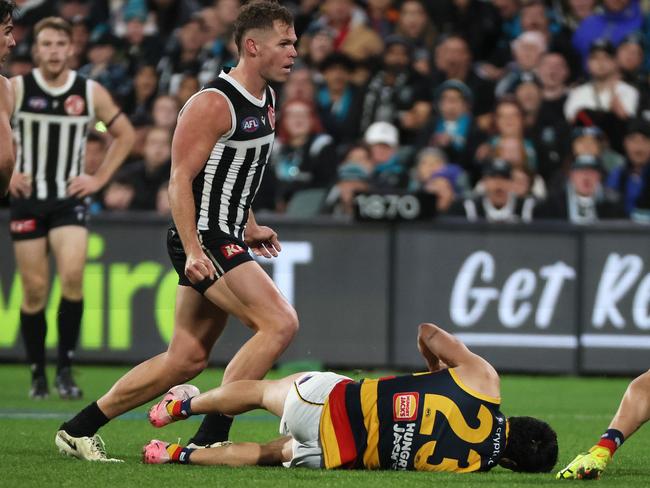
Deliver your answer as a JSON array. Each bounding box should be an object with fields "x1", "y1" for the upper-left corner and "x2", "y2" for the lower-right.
[{"x1": 184, "y1": 251, "x2": 217, "y2": 284}]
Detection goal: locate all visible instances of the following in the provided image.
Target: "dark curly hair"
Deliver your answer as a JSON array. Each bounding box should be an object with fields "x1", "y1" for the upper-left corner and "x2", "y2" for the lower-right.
[
  {"x1": 234, "y1": 0, "x2": 293, "y2": 52},
  {"x1": 0, "y1": 0, "x2": 16, "y2": 24},
  {"x1": 500, "y1": 416, "x2": 558, "y2": 473}
]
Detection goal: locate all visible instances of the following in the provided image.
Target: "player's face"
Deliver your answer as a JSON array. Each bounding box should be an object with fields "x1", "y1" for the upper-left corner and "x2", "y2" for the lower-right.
[
  {"x1": 0, "y1": 17, "x2": 16, "y2": 67},
  {"x1": 257, "y1": 21, "x2": 297, "y2": 83},
  {"x1": 35, "y1": 28, "x2": 73, "y2": 76}
]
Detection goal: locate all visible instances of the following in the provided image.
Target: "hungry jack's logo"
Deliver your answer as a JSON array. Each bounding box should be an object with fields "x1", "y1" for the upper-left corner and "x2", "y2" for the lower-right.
[{"x1": 393, "y1": 392, "x2": 419, "y2": 421}]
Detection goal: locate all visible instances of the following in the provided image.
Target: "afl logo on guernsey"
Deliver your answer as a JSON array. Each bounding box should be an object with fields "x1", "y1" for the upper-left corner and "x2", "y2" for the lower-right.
[
  {"x1": 27, "y1": 96, "x2": 48, "y2": 110},
  {"x1": 64, "y1": 95, "x2": 85, "y2": 116},
  {"x1": 393, "y1": 392, "x2": 419, "y2": 421},
  {"x1": 242, "y1": 116, "x2": 260, "y2": 133}
]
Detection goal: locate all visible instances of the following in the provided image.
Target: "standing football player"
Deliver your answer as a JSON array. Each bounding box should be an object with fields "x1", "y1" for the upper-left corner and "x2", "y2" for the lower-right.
[
  {"x1": 0, "y1": 0, "x2": 16, "y2": 195},
  {"x1": 9, "y1": 17, "x2": 134, "y2": 399},
  {"x1": 557, "y1": 369, "x2": 650, "y2": 480},
  {"x1": 56, "y1": 0, "x2": 299, "y2": 461}
]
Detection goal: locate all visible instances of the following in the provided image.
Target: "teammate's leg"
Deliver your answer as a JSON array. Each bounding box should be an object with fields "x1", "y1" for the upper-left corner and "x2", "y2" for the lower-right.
[
  {"x1": 14, "y1": 237, "x2": 50, "y2": 398},
  {"x1": 56, "y1": 286, "x2": 227, "y2": 460},
  {"x1": 48, "y1": 225, "x2": 87, "y2": 399},
  {"x1": 187, "y1": 261, "x2": 299, "y2": 446},
  {"x1": 557, "y1": 370, "x2": 650, "y2": 480}
]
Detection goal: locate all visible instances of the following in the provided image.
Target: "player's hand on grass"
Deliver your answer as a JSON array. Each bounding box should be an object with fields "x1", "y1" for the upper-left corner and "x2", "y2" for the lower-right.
[
  {"x1": 245, "y1": 224, "x2": 281, "y2": 258},
  {"x1": 67, "y1": 173, "x2": 104, "y2": 197},
  {"x1": 185, "y1": 250, "x2": 217, "y2": 284},
  {"x1": 9, "y1": 171, "x2": 31, "y2": 198}
]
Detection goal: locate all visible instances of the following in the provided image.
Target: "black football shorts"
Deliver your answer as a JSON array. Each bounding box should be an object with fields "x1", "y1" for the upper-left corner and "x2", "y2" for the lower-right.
[
  {"x1": 9, "y1": 197, "x2": 89, "y2": 241},
  {"x1": 167, "y1": 226, "x2": 254, "y2": 294}
]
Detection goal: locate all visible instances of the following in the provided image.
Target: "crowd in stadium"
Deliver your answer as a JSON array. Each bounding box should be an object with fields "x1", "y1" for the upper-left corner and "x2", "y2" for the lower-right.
[{"x1": 3, "y1": 0, "x2": 650, "y2": 224}]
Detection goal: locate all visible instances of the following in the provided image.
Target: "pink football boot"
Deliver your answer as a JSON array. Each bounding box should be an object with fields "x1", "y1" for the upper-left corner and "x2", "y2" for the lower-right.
[{"x1": 148, "y1": 384, "x2": 200, "y2": 427}]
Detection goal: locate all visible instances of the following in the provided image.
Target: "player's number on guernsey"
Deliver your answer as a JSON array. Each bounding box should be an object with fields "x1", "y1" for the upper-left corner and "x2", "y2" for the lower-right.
[{"x1": 414, "y1": 394, "x2": 492, "y2": 472}]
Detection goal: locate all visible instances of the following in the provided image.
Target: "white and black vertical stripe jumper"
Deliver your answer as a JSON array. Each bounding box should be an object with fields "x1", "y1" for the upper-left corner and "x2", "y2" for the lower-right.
[
  {"x1": 12, "y1": 69, "x2": 94, "y2": 200},
  {"x1": 188, "y1": 70, "x2": 275, "y2": 240}
]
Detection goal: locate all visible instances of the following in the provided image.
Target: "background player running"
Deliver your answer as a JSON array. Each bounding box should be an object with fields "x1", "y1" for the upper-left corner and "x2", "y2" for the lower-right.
[
  {"x1": 9, "y1": 17, "x2": 135, "y2": 399},
  {"x1": 144, "y1": 323, "x2": 558, "y2": 474},
  {"x1": 0, "y1": 0, "x2": 16, "y2": 195},
  {"x1": 557, "y1": 369, "x2": 650, "y2": 480},
  {"x1": 56, "y1": 1, "x2": 299, "y2": 461}
]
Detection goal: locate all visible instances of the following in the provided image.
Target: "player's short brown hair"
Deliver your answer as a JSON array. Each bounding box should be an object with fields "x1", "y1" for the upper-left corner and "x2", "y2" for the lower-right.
[
  {"x1": 233, "y1": 0, "x2": 293, "y2": 52},
  {"x1": 0, "y1": 0, "x2": 16, "y2": 24},
  {"x1": 34, "y1": 16, "x2": 72, "y2": 41}
]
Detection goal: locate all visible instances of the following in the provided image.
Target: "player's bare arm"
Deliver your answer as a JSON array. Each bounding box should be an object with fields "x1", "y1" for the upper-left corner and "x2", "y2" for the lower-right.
[
  {"x1": 0, "y1": 75, "x2": 14, "y2": 195},
  {"x1": 67, "y1": 81, "x2": 135, "y2": 197},
  {"x1": 417, "y1": 323, "x2": 499, "y2": 398},
  {"x1": 7, "y1": 76, "x2": 31, "y2": 198},
  {"x1": 244, "y1": 210, "x2": 281, "y2": 258},
  {"x1": 169, "y1": 91, "x2": 231, "y2": 284}
]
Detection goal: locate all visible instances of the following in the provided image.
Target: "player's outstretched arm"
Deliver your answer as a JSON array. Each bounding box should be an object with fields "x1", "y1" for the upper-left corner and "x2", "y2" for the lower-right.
[
  {"x1": 169, "y1": 90, "x2": 231, "y2": 283},
  {"x1": 0, "y1": 76, "x2": 15, "y2": 196},
  {"x1": 557, "y1": 370, "x2": 650, "y2": 480},
  {"x1": 67, "y1": 82, "x2": 135, "y2": 197}
]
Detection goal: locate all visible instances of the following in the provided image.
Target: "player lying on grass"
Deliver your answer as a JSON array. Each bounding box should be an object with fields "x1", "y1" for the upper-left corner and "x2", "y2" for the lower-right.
[
  {"x1": 557, "y1": 369, "x2": 650, "y2": 480},
  {"x1": 143, "y1": 323, "x2": 558, "y2": 473}
]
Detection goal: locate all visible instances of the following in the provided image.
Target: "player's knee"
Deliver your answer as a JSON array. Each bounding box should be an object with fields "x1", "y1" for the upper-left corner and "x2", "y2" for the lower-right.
[
  {"x1": 629, "y1": 370, "x2": 650, "y2": 398},
  {"x1": 59, "y1": 271, "x2": 84, "y2": 297},
  {"x1": 22, "y1": 280, "x2": 48, "y2": 310},
  {"x1": 167, "y1": 349, "x2": 209, "y2": 381},
  {"x1": 271, "y1": 305, "x2": 299, "y2": 347}
]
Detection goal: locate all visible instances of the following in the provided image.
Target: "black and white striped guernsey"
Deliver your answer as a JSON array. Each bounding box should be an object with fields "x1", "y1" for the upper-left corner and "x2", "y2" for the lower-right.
[
  {"x1": 186, "y1": 69, "x2": 276, "y2": 240},
  {"x1": 12, "y1": 69, "x2": 94, "y2": 201}
]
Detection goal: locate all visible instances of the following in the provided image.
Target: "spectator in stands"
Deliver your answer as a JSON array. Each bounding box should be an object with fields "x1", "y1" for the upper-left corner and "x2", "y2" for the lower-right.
[
  {"x1": 364, "y1": 121, "x2": 409, "y2": 189},
  {"x1": 564, "y1": 38, "x2": 638, "y2": 153},
  {"x1": 122, "y1": 3, "x2": 163, "y2": 76},
  {"x1": 5, "y1": 41, "x2": 32, "y2": 77},
  {"x1": 536, "y1": 52, "x2": 571, "y2": 122},
  {"x1": 315, "y1": 53, "x2": 363, "y2": 148},
  {"x1": 79, "y1": 29, "x2": 131, "y2": 105},
  {"x1": 324, "y1": 144, "x2": 373, "y2": 216},
  {"x1": 157, "y1": 14, "x2": 209, "y2": 94},
  {"x1": 360, "y1": 35, "x2": 431, "y2": 145},
  {"x1": 511, "y1": 71, "x2": 571, "y2": 184},
  {"x1": 304, "y1": 0, "x2": 383, "y2": 61},
  {"x1": 448, "y1": 158, "x2": 536, "y2": 223},
  {"x1": 394, "y1": 0, "x2": 437, "y2": 75},
  {"x1": 270, "y1": 99, "x2": 337, "y2": 211},
  {"x1": 534, "y1": 154, "x2": 625, "y2": 223},
  {"x1": 175, "y1": 73, "x2": 200, "y2": 107},
  {"x1": 84, "y1": 131, "x2": 109, "y2": 214},
  {"x1": 408, "y1": 147, "x2": 468, "y2": 196},
  {"x1": 423, "y1": 170, "x2": 458, "y2": 215},
  {"x1": 149, "y1": 0, "x2": 200, "y2": 38},
  {"x1": 302, "y1": 25, "x2": 335, "y2": 73},
  {"x1": 69, "y1": 16, "x2": 90, "y2": 70},
  {"x1": 493, "y1": 135, "x2": 547, "y2": 199},
  {"x1": 124, "y1": 63, "x2": 158, "y2": 123},
  {"x1": 281, "y1": 63, "x2": 316, "y2": 104},
  {"x1": 151, "y1": 94, "x2": 179, "y2": 131},
  {"x1": 519, "y1": 0, "x2": 580, "y2": 79},
  {"x1": 419, "y1": 80, "x2": 486, "y2": 181},
  {"x1": 496, "y1": 31, "x2": 547, "y2": 98},
  {"x1": 365, "y1": 0, "x2": 398, "y2": 40},
  {"x1": 103, "y1": 126, "x2": 172, "y2": 211},
  {"x1": 572, "y1": 0, "x2": 643, "y2": 69},
  {"x1": 559, "y1": 0, "x2": 597, "y2": 31},
  {"x1": 570, "y1": 126, "x2": 625, "y2": 175},
  {"x1": 488, "y1": 97, "x2": 538, "y2": 174},
  {"x1": 432, "y1": 34, "x2": 496, "y2": 119},
  {"x1": 616, "y1": 33, "x2": 647, "y2": 89},
  {"x1": 197, "y1": 0, "x2": 240, "y2": 85},
  {"x1": 511, "y1": 165, "x2": 537, "y2": 199},
  {"x1": 607, "y1": 118, "x2": 650, "y2": 216},
  {"x1": 486, "y1": 0, "x2": 523, "y2": 73}
]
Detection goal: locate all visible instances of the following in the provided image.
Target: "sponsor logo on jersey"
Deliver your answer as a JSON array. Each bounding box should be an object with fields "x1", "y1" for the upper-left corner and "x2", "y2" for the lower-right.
[
  {"x1": 393, "y1": 392, "x2": 419, "y2": 421},
  {"x1": 221, "y1": 243, "x2": 246, "y2": 259},
  {"x1": 241, "y1": 116, "x2": 260, "y2": 133},
  {"x1": 64, "y1": 95, "x2": 85, "y2": 116},
  {"x1": 27, "y1": 96, "x2": 48, "y2": 110},
  {"x1": 10, "y1": 218, "x2": 37, "y2": 234},
  {"x1": 391, "y1": 422, "x2": 416, "y2": 470},
  {"x1": 267, "y1": 105, "x2": 275, "y2": 129}
]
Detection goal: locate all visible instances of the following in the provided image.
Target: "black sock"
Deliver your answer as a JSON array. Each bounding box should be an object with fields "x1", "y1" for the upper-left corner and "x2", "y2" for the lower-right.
[
  {"x1": 60, "y1": 401, "x2": 109, "y2": 438},
  {"x1": 20, "y1": 309, "x2": 47, "y2": 378},
  {"x1": 188, "y1": 413, "x2": 234, "y2": 445},
  {"x1": 57, "y1": 298, "x2": 83, "y2": 372}
]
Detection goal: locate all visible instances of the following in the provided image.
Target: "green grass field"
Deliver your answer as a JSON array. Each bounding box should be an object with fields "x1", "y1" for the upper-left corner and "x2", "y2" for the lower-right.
[{"x1": 1, "y1": 364, "x2": 648, "y2": 487}]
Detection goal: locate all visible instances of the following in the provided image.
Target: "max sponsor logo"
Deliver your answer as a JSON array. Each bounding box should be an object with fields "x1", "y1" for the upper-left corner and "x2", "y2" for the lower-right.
[
  {"x1": 10, "y1": 219, "x2": 37, "y2": 234},
  {"x1": 241, "y1": 116, "x2": 260, "y2": 133},
  {"x1": 221, "y1": 243, "x2": 245, "y2": 259},
  {"x1": 393, "y1": 392, "x2": 419, "y2": 421}
]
